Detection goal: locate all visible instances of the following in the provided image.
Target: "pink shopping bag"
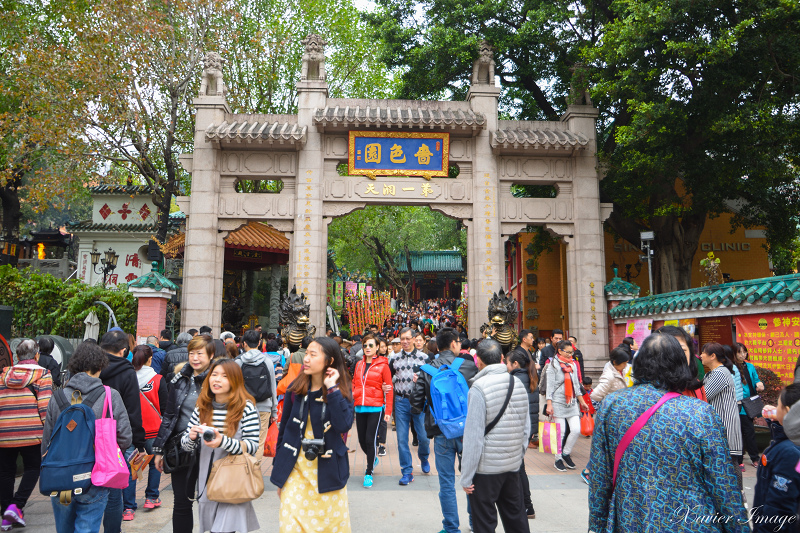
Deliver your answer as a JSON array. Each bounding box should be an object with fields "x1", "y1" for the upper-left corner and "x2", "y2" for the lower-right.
[
  {"x1": 91, "y1": 386, "x2": 130, "y2": 489},
  {"x1": 538, "y1": 418, "x2": 563, "y2": 455}
]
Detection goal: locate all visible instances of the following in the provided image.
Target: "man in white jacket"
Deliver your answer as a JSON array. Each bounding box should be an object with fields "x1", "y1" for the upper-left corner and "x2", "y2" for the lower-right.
[{"x1": 461, "y1": 340, "x2": 530, "y2": 533}]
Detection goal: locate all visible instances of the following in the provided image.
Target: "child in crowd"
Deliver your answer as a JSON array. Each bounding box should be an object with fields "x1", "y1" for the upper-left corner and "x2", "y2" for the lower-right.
[{"x1": 754, "y1": 384, "x2": 800, "y2": 532}]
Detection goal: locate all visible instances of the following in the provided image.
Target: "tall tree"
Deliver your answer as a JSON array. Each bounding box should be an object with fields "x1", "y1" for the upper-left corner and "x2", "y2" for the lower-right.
[
  {"x1": 222, "y1": 0, "x2": 397, "y2": 114},
  {"x1": 328, "y1": 206, "x2": 466, "y2": 304},
  {"x1": 367, "y1": 0, "x2": 800, "y2": 291},
  {"x1": 11, "y1": 0, "x2": 230, "y2": 245}
]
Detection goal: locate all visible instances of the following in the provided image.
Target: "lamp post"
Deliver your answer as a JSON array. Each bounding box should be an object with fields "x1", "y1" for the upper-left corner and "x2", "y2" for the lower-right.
[
  {"x1": 639, "y1": 231, "x2": 655, "y2": 296},
  {"x1": 91, "y1": 247, "x2": 119, "y2": 287}
]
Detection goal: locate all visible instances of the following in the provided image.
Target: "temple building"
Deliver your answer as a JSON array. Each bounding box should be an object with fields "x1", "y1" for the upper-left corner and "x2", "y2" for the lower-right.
[{"x1": 397, "y1": 250, "x2": 465, "y2": 300}]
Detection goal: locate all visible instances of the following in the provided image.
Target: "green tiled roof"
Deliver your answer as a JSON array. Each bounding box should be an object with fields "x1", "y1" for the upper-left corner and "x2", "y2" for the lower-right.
[
  {"x1": 604, "y1": 268, "x2": 640, "y2": 297},
  {"x1": 89, "y1": 185, "x2": 152, "y2": 195},
  {"x1": 128, "y1": 262, "x2": 179, "y2": 292},
  {"x1": 66, "y1": 221, "x2": 158, "y2": 232},
  {"x1": 397, "y1": 251, "x2": 465, "y2": 273},
  {"x1": 609, "y1": 273, "x2": 800, "y2": 320}
]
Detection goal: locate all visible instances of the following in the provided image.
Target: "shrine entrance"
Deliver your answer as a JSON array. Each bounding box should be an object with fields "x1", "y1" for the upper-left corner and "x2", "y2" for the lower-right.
[{"x1": 177, "y1": 35, "x2": 612, "y2": 374}]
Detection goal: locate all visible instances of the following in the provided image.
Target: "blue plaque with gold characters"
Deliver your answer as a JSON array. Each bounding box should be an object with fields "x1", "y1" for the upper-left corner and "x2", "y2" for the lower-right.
[{"x1": 348, "y1": 131, "x2": 449, "y2": 180}]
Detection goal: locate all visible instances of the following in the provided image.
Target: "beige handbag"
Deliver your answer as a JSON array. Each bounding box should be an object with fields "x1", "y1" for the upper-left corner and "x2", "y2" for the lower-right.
[{"x1": 205, "y1": 450, "x2": 264, "y2": 504}]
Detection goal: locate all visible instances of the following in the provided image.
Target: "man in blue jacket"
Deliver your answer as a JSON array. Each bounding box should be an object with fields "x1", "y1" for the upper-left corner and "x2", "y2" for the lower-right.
[{"x1": 411, "y1": 327, "x2": 478, "y2": 533}]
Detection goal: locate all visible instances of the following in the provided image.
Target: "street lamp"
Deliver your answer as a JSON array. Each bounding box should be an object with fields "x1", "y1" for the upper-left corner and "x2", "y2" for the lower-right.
[
  {"x1": 91, "y1": 247, "x2": 119, "y2": 287},
  {"x1": 639, "y1": 231, "x2": 655, "y2": 296}
]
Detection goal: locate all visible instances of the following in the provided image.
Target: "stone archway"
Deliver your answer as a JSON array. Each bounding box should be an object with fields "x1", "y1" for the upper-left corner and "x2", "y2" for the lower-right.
[{"x1": 178, "y1": 36, "x2": 611, "y2": 366}]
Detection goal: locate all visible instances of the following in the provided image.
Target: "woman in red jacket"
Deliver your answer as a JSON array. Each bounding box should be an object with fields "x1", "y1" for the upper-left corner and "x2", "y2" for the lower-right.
[{"x1": 352, "y1": 333, "x2": 393, "y2": 489}]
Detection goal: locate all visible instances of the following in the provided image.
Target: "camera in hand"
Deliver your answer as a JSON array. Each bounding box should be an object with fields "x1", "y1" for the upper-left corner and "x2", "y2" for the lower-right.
[
  {"x1": 301, "y1": 438, "x2": 326, "y2": 461},
  {"x1": 198, "y1": 425, "x2": 216, "y2": 442}
]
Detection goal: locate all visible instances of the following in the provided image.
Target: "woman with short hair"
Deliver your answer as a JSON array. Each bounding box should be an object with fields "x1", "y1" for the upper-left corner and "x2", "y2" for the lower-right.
[
  {"x1": 588, "y1": 334, "x2": 748, "y2": 532},
  {"x1": 152, "y1": 335, "x2": 215, "y2": 533}
]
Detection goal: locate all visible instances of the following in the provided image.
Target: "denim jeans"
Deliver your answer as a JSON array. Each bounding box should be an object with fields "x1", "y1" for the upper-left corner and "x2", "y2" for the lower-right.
[
  {"x1": 123, "y1": 440, "x2": 160, "y2": 509},
  {"x1": 51, "y1": 484, "x2": 109, "y2": 533},
  {"x1": 104, "y1": 446, "x2": 134, "y2": 532},
  {"x1": 434, "y1": 435, "x2": 462, "y2": 533},
  {"x1": 394, "y1": 396, "x2": 429, "y2": 475}
]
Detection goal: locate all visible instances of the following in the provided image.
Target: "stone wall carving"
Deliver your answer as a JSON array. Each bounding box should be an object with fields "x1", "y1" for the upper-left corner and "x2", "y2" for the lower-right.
[
  {"x1": 323, "y1": 202, "x2": 366, "y2": 218},
  {"x1": 200, "y1": 52, "x2": 226, "y2": 96},
  {"x1": 498, "y1": 157, "x2": 572, "y2": 181},
  {"x1": 499, "y1": 198, "x2": 573, "y2": 222},
  {"x1": 471, "y1": 41, "x2": 495, "y2": 85},
  {"x1": 218, "y1": 193, "x2": 295, "y2": 218},
  {"x1": 324, "y1": 136, "x2": 349, "y2": 158},
  {"x1": 221, "y1": 152, "x2": 297, "y2": 177},
  {"x1": 430, "y1": 204, "x2": 473, "y2": 220}
]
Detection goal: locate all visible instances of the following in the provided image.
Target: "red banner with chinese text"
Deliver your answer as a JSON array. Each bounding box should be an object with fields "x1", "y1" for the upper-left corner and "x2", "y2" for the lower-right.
[{"x1": 735, "y1": 312, "x2": 800, "y2": 385}]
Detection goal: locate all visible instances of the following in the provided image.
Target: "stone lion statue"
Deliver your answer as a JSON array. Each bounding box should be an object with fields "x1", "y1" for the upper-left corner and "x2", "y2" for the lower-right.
[
  {"x1": 199, "y1": 52, "x2": 226, "y2": 96},
  {"x1": 471, "y1": 40, "x2": 495, "y2": 85},
  {"x1": 300, "y1": 34, "x2": 327, "y2": 81}
]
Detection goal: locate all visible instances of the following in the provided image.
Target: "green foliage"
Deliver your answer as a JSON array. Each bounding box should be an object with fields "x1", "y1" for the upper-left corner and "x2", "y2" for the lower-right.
[
  {"x1": 221, "y1": 0, "x2": 398, "y2": 115},
  {"x1": 754, "y1": 365, "x2": 785, "y2": 407},
  {"x1": 523, "y1": 227, "x2": 558, "y2": 270},
  {"x1": 328, "y1": 206, "x2": 466, "y2": 275},
  {"x1": 234, "y1": 179, "x2": 284, "y2": 193},
  {"x1": 0, "y1": 265, "x2": 137, "y2": 337},
  {"x1": 367, "y1": 0, "x2": 800, "y2": 290}
]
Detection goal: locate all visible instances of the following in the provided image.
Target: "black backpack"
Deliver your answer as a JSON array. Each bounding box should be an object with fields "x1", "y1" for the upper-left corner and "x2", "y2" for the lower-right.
[{"x1": 241, "y1": 361, "x2": 272, "y2": 402}]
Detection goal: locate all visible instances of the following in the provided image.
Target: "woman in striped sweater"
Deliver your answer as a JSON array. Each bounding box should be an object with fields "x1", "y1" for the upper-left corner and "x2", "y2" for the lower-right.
[
  {"x1": 701, "y1": 343, "x2": 743, "y2": 492},
  {"x1": 182, "y1": 358, "x2": 260, "y2": 533}
]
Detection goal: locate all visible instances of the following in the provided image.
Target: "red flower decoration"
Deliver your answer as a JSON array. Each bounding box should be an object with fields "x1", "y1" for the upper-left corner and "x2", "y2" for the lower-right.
[
  {"x1": 118, "y1": 203, "x2": 132, "y2": 220},
  {"x1": 99, "y1": 204, "x2": 112, "y2": 220},
  {"x1": 139, "y1": 203, "x2": 151, "y2": 220}
]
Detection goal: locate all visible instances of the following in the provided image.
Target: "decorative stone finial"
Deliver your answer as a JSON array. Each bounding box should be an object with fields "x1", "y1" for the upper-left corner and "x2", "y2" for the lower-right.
[
  {"x1": 613, "y1": 267, "x2": 619, "y2": 278},
  {"x1": 566, "y1": 62, "x2": 592, "y2": 106},
  {"x1": 471, "y1": 40, "x2": 495, "y2": 85},
  {"x1": 300, "y1": 34, "x2": 327, "y2": 81},
  {"x1": 199, "y1": 52, "x2": 226, "y2": 96}
]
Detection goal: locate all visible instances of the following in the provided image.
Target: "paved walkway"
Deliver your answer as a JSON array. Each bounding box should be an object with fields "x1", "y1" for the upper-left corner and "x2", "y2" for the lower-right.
[{"x1": 17, "y1": 429, "x2": 758, "y2": 532}]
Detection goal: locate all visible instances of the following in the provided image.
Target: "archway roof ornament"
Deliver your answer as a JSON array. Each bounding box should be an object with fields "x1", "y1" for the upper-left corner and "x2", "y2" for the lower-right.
[
  {"x1": 313, "y1": 101, "x2": 485, "y2": 133},
  {"x1": 205, "y1": 120, "x2": 307, "y2": 148},
  {"x1": 492, "y1": 122, "x2": 589, "y2": 154}
]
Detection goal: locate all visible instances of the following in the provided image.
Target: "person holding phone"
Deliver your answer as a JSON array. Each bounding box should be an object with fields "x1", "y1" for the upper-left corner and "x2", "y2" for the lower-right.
[
  {"x1": 271, "y1": 336, "x2": 354, "y2": 533},
  {"x1": 352, "y1": 334, "x2": 393, "y2": 488}
]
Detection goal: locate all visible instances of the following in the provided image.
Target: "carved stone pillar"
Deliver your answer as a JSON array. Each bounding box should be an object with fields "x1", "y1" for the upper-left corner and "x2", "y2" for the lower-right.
[
  {"x1": 292, "y1": 35, "x2": 329, "y2": 333},
  {"x1": 269, "y1": 264, "x2": 282, "y2": 333},
  {"x1": 181, "y1": 69, "x2": 230, "y2": 336}
]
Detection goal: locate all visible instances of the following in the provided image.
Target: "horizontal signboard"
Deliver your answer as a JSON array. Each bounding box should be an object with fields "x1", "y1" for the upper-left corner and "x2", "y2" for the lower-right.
[{"x1": 348, "y1": 131, "x2": 449, "y2": 180}]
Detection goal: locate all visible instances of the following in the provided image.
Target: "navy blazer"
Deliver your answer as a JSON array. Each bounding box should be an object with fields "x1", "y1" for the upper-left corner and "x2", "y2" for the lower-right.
[{"x1": 270, "y1": 387, "x2": 354, "y2": 493}]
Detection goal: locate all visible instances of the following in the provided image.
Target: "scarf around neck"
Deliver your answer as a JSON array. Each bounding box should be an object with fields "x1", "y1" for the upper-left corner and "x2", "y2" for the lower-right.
[{"x1": 556, "y1": 354, "x2": 575, "y2": 404}]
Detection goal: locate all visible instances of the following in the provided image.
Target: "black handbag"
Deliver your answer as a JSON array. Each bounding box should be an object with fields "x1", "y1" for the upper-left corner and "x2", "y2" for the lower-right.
[
  {"x1": 162, "y1": 433, "x2": 197, "y2": 473},
  {"x1": 739, "y1": 364, "x2": 764, "y2": 419}
]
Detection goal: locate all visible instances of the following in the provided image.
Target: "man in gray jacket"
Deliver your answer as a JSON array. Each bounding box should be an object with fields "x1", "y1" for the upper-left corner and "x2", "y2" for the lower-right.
[
  {"x1": 235, "y1": 329, "x2": 278, "y2": 460},
  {"x1": 461, "y1": 340, "x2": 530, "y2": 533}
]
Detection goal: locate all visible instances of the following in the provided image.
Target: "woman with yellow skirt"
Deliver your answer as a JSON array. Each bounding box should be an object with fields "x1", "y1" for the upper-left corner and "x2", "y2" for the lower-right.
[{"x1": 271, "y1": 337, "x2": 354, "y2": 532}]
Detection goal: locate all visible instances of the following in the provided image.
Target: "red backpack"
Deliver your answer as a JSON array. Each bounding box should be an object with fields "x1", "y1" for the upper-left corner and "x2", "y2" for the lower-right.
[{"x1": 139, "y1": 374, "x2": 162, "y2": 439}]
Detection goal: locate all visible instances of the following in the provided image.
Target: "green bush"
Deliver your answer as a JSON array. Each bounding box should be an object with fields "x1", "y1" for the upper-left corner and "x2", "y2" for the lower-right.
[{"x1": 0, "y1": 265, "x2": 137, "y2": 337}]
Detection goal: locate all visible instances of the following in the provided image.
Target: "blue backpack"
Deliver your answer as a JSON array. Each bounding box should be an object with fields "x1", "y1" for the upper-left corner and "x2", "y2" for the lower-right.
[
  {"x1": 39, "y1": 388, "x2": 104, "y2": 500},
  {"x1": 420, "y1": 358, "x2": 470, "y2": 439}
]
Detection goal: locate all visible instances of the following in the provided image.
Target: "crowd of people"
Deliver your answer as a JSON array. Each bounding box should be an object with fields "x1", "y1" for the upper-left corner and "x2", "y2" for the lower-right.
[{"x1": 0, "y1": 302, "x2": 798, "y2": 532}]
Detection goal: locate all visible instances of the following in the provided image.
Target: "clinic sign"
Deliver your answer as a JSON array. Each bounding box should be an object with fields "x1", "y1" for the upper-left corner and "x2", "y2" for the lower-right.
[
  {"x1": 735, "y1": 312, "x2": 800, "y2": 385},
  {"x1": 348, "y1": 131, "x2": 450, "y2": 180}
]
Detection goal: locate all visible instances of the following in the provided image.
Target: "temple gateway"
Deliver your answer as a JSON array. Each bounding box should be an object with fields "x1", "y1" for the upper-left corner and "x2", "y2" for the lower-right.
[{"x1": 178, "y1": 35, "x2": 612, "y2": 374}]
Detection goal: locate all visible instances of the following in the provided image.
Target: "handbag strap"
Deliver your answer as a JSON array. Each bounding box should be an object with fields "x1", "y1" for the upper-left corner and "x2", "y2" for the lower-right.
[
  {"x1": 612, "y1": 392, "x2": 679, "y2": 487},
  {"x1": 740, "y1": 362, "x2": 756, "y2": 397},
  {"x1": 485, "y1": 374, "x2": 515, "y2": 436},
  {"x1": 102, "y1": 386, "x2": 113, "y2": 419},
  {"x1": 194, "y1": 449, "x2": 215, "y2": 501}
]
